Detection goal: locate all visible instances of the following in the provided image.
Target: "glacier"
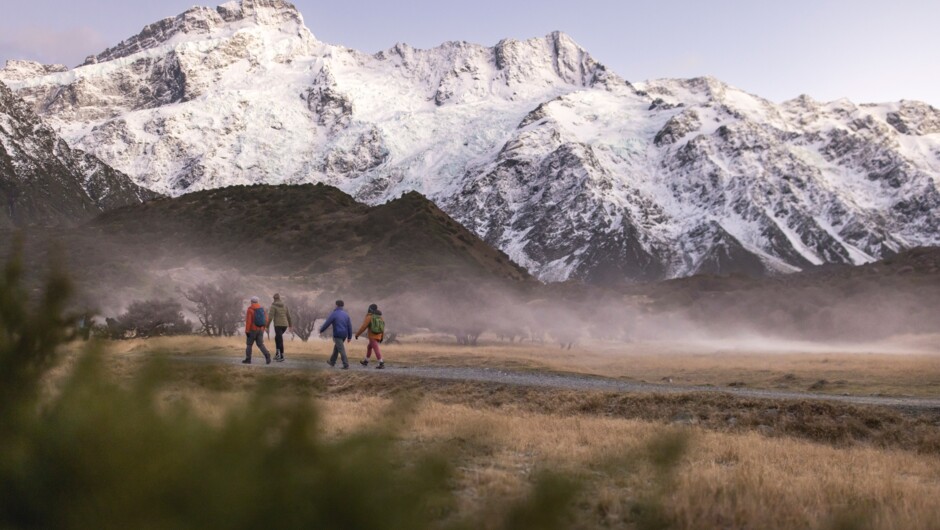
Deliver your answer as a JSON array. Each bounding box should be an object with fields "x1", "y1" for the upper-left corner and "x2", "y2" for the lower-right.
[{"x1": 2, "y1": 0, "x2": 939, "y2": 282}]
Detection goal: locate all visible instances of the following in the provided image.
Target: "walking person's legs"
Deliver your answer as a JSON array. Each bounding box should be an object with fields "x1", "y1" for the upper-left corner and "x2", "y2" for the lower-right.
[
  {"x1": 361, "y1": 339, "x2": 373, "y2": 366},
  {"x1": 368, "y1": 339, "x2": 383, "y2": 361},
  {"x1": 329, "y1": 339, "x2": 339, "y2": 366},
  {"x1": 243, "y1": 332, "x2": 253, "y2": 363},
  {"x1": 333, "y1": 337, "x2": 349, "y2": 368},
  {"x1": 252, "y1": 331, "x2": 272, "y2": 364},
  {"x1": 274, "y1": 326, "x2": 287, "y2": 361},
  {"x1": 370, "y1": 339, "x2": 384, "y2": 368}
]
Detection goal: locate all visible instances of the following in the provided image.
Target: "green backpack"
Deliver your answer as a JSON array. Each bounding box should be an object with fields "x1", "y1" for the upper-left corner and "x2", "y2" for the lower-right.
[{"x1": 369, "y1": 314, "x2": 385, "y2": 334}]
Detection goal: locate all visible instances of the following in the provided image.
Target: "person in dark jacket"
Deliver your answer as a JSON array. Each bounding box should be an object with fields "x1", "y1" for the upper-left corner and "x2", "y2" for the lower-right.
[
  {"x1": 267, "y1": 293, "x2": 292, "y2": 362},
  {"x1": 243, "y1": 296, "x2": 271, "y2": 365},
  {"x1": 319, "y1": 299, "x2": 352, "y2": 369},
  {"x1": 356, "y1": 304, "x2": 385, "y2": 369}
]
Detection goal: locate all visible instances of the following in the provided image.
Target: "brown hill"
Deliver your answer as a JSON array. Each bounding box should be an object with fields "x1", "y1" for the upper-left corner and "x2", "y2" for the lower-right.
[
  {"x1": 626, "y1": 247, "x2": 940, "y2": 340},
  {"x1": 1, "y1": 184, "x2": 530, "y2": 305},
  {"x1": 91, "y1": 183, "x2": 529, "y2": 286}
]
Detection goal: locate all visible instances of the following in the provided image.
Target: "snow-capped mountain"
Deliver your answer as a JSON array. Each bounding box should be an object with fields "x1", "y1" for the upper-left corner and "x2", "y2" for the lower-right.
[
  {"x1": 0, "y1": 81, "x2": 155, "y2": 228},
  {"x1": 3, "y1": 0, "x2": 939, "y2": 281}
]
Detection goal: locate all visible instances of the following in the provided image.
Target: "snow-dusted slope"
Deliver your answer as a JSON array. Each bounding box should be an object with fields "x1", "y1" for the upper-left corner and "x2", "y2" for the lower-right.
[
  {"x1": 3, "y1": 0, "x2": 939, "y2": 281},
  {"x1": 0, "y1": 81, "x2": 155, "y2": 227}
]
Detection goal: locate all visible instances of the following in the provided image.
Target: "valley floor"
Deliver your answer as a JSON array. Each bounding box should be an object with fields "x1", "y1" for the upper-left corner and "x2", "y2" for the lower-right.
[
  {"x1": 60, "y1": 334, "x2": 940, "y2": 529},
  {"x1": 108, "y1": 334, "x2": 940, "y2": 399}
]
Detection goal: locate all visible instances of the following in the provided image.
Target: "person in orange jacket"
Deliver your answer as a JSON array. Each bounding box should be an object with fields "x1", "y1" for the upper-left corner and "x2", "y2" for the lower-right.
[
  {"x1": 243, "y1": 296, "x2": 272, "y2": 365},
  {"x1": 356, "y1": 304, "x2": 385, "y2": 369}
]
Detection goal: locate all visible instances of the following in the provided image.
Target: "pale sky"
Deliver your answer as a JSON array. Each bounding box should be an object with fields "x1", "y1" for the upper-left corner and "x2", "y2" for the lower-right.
[{"x1": 0, "y1": 0, "x2": 937, "y2": 106}]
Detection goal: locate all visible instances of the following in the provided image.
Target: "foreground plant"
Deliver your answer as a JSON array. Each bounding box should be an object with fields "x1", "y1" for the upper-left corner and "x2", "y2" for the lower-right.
[{"x1": 0, "y1": 244, "x2": 583, "y2": 529}]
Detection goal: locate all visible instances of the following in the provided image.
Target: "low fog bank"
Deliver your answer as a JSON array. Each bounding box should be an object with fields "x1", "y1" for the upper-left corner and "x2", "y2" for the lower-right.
[
  {"x1": 67, "y1": 263, "x2": 940, "y2": 349},
  {"x1": 4, "y1": 233, "x2": 938, "y2": 347}
]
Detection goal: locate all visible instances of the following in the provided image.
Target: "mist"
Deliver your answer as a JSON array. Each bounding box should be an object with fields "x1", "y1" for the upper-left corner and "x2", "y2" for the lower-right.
[{"x1": 3, "y1": 223, "x2": 938, "y2": 351}]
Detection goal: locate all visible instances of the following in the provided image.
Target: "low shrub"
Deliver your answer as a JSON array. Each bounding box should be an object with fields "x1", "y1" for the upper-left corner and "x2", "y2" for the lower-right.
[
  {"x1": 106, "y1": 298, "x2": 192, "y2": 339},
  {"x1": 0, "y1": 247, "x2": 584, "y2": 529}
]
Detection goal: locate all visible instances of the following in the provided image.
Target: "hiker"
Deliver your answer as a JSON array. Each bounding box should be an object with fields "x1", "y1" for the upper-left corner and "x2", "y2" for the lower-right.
[
  {"x1": 355, "y1": 304, "x2": 386, "y2": 369},
  {"x1": 243, "y1": 296, "x2": 272, "y2": 365},
  {"x1": 319, "y1": 299, "x2": 352, "y2": 369},
  {"x1": 267, "y1": 293, "x2": 292, "y2": 362}
]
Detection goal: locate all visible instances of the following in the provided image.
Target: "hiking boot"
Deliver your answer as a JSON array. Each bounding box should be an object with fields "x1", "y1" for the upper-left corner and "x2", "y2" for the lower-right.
[
  {"x1": 360, "y1": 359, "x2": 369, "y2": 367},
  {"x1": 242, "y1": 359, "x2": 251, "y2": 364},
  {"x1": 341, "y1": 365, "x2": 349, "y2": 370},
  {"x1": 327, "y1": 361, "x2": 335, "y2": 368},
  {"x1": 376, "y1": 362, "x2": 385, "y2": 370},
  {"x1": 276, "y1": 355, "x2": 285, "y2": 363},
  {"x1": 264, "y1": 354, "x2": 272, "y2": 365}
]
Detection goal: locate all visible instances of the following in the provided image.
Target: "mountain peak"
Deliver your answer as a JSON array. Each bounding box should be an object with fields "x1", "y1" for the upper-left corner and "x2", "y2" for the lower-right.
[
  {"x1": 0, "y1": 60, "x2": 68, "y2": 81},
  {"x1": 4, "y1": 5, "x2": 938, "y2": 284},
  {"x1": 83, "y1": 0, "x2": 308, "y2": 65},
  {"x1": 216, "y1": 0, "x2": 304, "y2": 26},
  {"x1": 490, "y1": 30, "x2": 619, "y2": 89},
  {"x1": 545, "y1": 30, "x2": 579, "y2": 49}
]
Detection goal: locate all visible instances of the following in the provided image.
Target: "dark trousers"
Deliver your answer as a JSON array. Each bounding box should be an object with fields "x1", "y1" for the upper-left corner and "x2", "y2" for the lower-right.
[
  {"x1": 245, "y1": 330, "x2": 271, "y2": 361},
  {"x1": 329, "y1": 337, "x2": 349, "y2": 367},
  {"x1": 274, "y1": 326, "x2": 287, "y2": 355}
]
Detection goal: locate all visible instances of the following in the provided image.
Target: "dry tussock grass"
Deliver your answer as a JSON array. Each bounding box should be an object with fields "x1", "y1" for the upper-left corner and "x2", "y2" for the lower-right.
[
  {"x1": 317, "y1": 373, "x2": 940, "y2": 455},
  {"x1": 79, "y1": 345, "x2": 940, "y2": 529},
  {"x1": 98, "y1": 334, "x2": 940, "y2": 398},
  {"x1": 315, "y1": 397, "x2": 940, "y2": 530},
  {"x1": 82, "y1": 341, "x2": 940, "y2": 455}
]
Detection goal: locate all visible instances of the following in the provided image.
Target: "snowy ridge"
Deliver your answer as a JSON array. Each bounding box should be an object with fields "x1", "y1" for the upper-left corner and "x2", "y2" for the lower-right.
[
  {"x1": 2, "y1": 0, "x2": 939, "y2": 282},
  {"x1": 0, "y1": 81, "x2": 154, "y2": 227}
]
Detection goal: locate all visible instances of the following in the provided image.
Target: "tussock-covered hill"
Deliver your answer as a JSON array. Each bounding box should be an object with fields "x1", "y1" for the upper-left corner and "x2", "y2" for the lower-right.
[
  {"x1": 92, "y1": 182, "x2": 530, "y2": 286},
  {"x1": 0, "y1": 183, "x2": 530, "y2": 306},
  {"x1": 626, "y1": 247, "x2": 940, "y2": 340}
]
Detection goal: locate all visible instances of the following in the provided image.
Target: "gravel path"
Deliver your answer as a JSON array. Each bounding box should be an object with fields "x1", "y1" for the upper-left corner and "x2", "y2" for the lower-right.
[{"x1": 176, "y1": 355, "x2": 940, "y2": 412}]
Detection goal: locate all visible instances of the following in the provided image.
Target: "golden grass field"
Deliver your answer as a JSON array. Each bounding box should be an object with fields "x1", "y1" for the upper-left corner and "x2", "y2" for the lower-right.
[
  {"x1": 63, "y1": 333, "x2": 940, "y2": 530},
  {"x1": 102, "y1": 332, "x2": 940, "y2": 397}
]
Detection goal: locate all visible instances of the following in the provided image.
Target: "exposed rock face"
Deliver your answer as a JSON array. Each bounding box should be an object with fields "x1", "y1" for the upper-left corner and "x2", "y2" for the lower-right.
[
  {"x1": 0, "y1": 60, "x2": 68, "y2": 81},
  {"x1": 82, "y1": 0, "x2": 306, "y2": 65},
  {"x1": 2, "y1": 0, "x2": 938, "y2": 282},
  {"x1": 0, "y1": 81, "x2": 155, "y2": 227},
  {"x1": 446, "y1": 80, "x2": 940, "y2": 282}
]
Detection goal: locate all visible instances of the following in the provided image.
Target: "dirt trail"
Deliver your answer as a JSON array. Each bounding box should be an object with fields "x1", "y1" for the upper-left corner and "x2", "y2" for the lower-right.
[{"x1": 176, "y1": 356, "x2": 940, "y2": 412}]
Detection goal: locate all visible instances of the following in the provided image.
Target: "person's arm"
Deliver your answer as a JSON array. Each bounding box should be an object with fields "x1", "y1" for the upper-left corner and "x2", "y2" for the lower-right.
[
  {"x1": 245, "y1": 308, "x2": 252, "y2": 334},
  {"x1": 355, "y1": 315, "x2": 370, "y2": 339},
  {"x1": 346, "y1": 315, "x2": 353, "y2": 341},
  {"x1": 318, "y1": 313, "x2": 334, "y2": 334}
]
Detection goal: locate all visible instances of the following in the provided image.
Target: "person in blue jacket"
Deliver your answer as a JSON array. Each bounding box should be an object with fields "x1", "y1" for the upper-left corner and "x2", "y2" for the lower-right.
[{"x1": 319, "y1": 299, "x2": 353, "y2": 369}]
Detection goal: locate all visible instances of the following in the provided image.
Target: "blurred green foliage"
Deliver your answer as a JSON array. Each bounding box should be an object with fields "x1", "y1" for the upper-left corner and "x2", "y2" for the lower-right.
[
  {"x1": 629, "y1": 430, "x2": 690, "y2": 530},
  {"x1": 0, "y1": 243, "x2": 582, "y2": 530}
]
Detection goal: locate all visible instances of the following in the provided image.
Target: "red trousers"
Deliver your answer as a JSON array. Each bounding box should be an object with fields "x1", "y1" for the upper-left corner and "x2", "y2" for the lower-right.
[{"x1": 366, "y1": 338, "x2": 382, "y2": 361}]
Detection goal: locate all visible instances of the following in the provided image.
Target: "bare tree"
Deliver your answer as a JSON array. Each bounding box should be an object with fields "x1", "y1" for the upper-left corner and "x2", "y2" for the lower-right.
[
  {"x1": 107, "y1": 299, "x2": 192, "y2": 339},
  {"x1": 180, "y1": 282, "x2": 242, "y2": 337},
  {"x1": 291, "y1": 296, "x2": 329, "y2": 342}
]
